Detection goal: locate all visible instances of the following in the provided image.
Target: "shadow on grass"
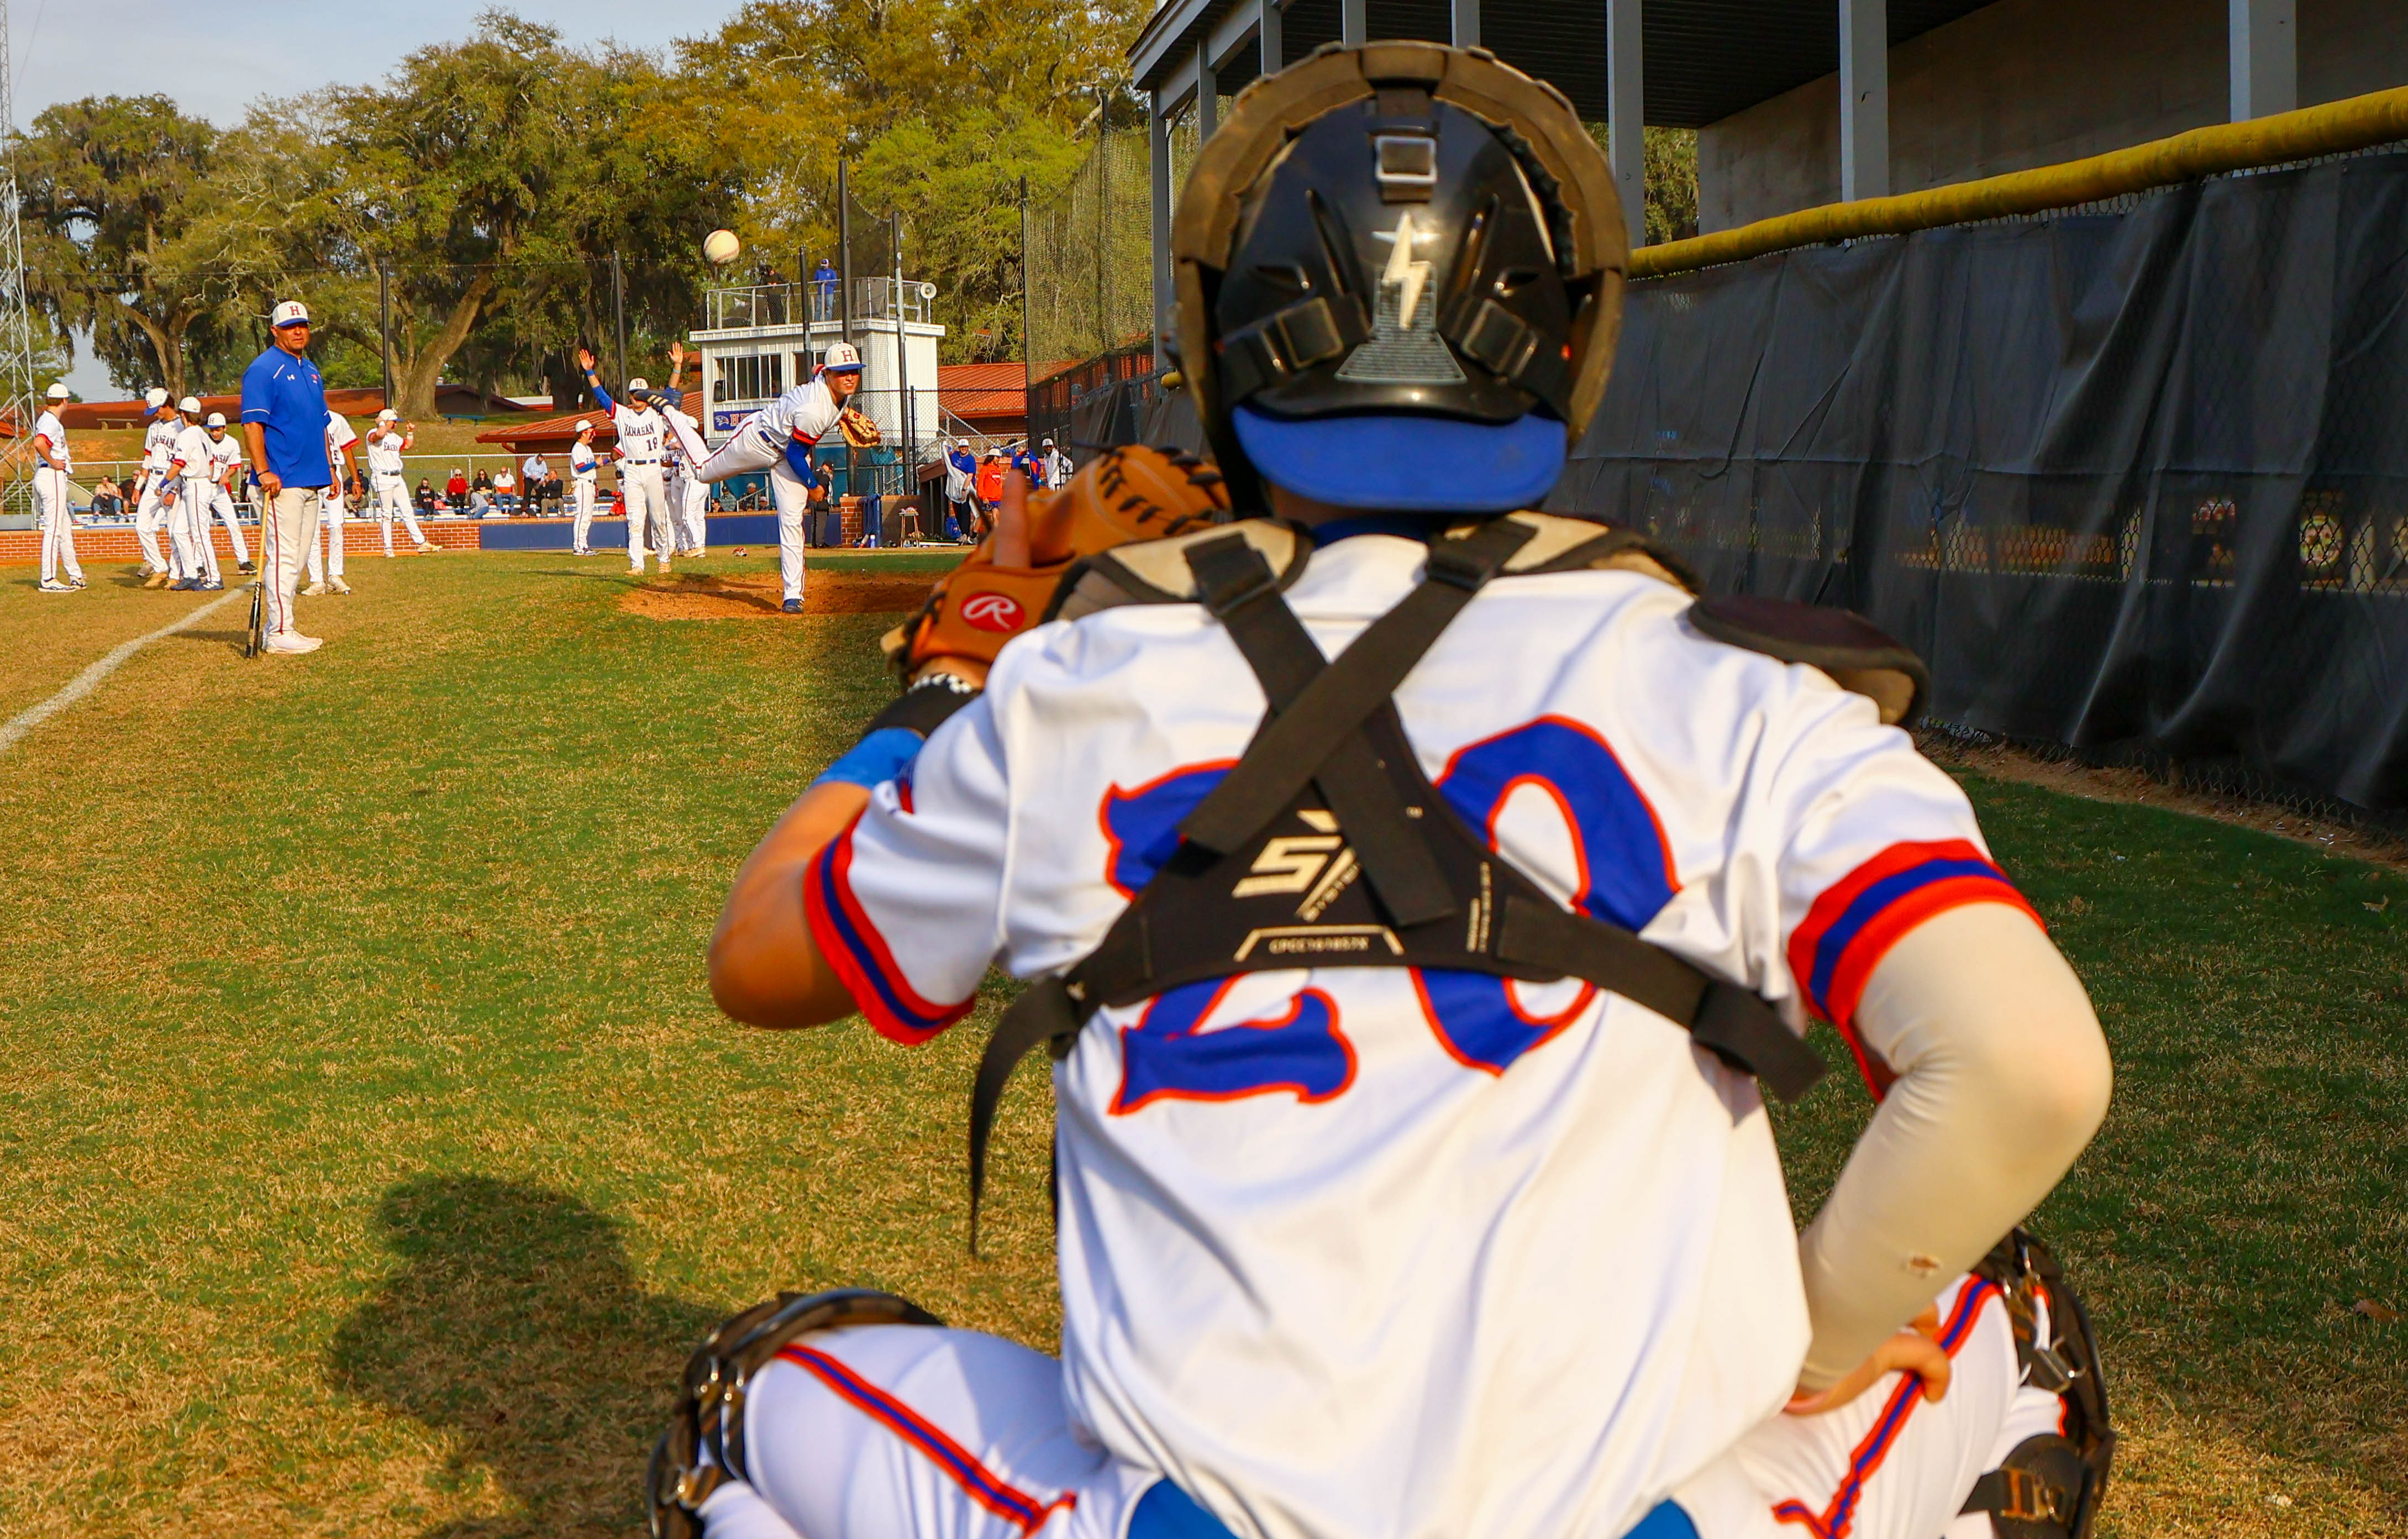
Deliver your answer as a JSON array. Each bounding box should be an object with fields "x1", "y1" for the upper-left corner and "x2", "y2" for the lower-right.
[{"x1": 329, "y1": 1174, "x2": 717, "y2": 1537}]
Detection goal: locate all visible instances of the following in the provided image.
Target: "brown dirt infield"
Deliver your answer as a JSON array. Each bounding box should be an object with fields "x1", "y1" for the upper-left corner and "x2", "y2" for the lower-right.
[{"x1": 618, "y1": 570, "x2": 932, "y2": 621}]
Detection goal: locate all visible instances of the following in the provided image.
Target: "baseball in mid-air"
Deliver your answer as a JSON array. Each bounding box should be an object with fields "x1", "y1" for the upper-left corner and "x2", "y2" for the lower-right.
[{"x1": 704, "y1": 229, "x2": 742, "y2": 266}]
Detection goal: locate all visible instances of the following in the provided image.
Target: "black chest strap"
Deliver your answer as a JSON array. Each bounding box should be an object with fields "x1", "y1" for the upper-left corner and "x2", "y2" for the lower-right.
[{"x1": 965, "y1": 523, "x2": 1827, "y2": 1249}]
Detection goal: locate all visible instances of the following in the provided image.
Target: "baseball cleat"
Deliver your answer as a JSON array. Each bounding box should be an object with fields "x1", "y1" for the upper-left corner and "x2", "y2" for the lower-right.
[
  {"x1": 302, "y1": 580, "x2": 329, "y2": 596},
  {"x1": 782, "y1": 598, "x2": 803, "y2": 613},
  {"x1": 237, "y1": 560, "x2": 256, "y2": 574},
  {"x1": 37, "y1": 580, "x2": 73, "y2": 592},
  {"x1": 197, "y1": 579, "x2": 224, "y2": 591},
  {"x1": 167, "y1": 577, "x2": 197, "y2": 591},
  {"x1": 330, "y1": 578, "x2": 352, "y2": 595},
  {"x1": 69, "y1": 577, "x2": 88, "y2": 589},
  {"x1": 144, "y1": 570, "x2": 172, "y2": 588},
  {"x1": 263, "y1": 630, "x2": 323, "y2": 655}
]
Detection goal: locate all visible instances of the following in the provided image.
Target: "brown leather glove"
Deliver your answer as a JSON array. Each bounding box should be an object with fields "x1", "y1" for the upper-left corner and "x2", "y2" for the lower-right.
[
  {"x1": 838, "y1": 407, "x2": 881, "y2": 448},
  {"x1": 883, "y1": 445, "x2": 1229, "y2": 679}
]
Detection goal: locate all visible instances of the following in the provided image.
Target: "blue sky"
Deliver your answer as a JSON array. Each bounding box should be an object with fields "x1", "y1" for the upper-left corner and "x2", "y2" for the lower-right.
[{"x1": 15, "y1": 1, "x2": 741, "y2": 393}]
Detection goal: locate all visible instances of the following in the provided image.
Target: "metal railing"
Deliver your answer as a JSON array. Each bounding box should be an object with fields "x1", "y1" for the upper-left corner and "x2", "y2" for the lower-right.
[{"x1": 704, "y1": 277, "x2": 934, "y2": 330}]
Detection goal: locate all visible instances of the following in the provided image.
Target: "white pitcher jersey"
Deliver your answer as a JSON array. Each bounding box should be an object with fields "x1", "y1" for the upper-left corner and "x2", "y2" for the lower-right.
[
  {"x1": 170, "y1": 422, "x2": 210, "y2": 487},
  {"x1": 34, "y1": 409, "x2": 69, "y2": 471},
  {"x1": 753, "y1": 375, "x2": 843, "y2": 449},
  {"x1": 612, "y1": 403, "x2": 666, "y2": 463},
  {"x1": 805, "y1": 530, "x2": 2038, "y2": 1539}
]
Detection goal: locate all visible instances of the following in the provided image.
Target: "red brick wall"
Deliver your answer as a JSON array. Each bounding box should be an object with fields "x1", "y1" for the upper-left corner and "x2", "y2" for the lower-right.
[{"x1": 2, "y1": 517, "x2": 486, "y2": 566}]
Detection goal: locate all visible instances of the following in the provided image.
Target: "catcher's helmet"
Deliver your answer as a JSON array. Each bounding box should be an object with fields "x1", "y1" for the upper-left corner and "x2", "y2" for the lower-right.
[{"x1": 1173, "y1": 43, "x2": 1626, "y2": 513}]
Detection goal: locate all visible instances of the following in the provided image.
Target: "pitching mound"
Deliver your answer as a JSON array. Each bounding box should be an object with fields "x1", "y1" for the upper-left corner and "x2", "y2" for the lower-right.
[{"x1": 620, "y1": 570, "x2": 932, "y2": 621}]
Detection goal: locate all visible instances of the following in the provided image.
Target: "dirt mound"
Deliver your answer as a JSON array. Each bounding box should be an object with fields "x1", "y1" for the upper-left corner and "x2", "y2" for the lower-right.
[{"x1": 619, "y1": 570, "x2": 932, "y2": 621}]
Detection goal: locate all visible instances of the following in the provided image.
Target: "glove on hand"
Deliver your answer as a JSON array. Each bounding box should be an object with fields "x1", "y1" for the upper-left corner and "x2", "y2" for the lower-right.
[
  {"x1": 838, "y1": 408, "x2": 882, "y2": 449},
  {"x1": 883, "y1": 444, "x2": 1229, "y2": 679}
]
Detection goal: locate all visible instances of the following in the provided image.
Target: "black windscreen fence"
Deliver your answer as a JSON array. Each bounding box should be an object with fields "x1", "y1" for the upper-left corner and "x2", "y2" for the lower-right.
[{"x1": 1555, "y1": 149, "x2": 2408, "y2": 821}]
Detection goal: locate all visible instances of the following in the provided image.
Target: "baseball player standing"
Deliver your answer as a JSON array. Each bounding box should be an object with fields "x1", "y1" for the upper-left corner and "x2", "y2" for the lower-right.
[
  {"x1": 304, "y1": 410, "x2": 362, "y2": 595},
  {"x1": 661, "y1": 342, "x2": 709, "y2": 558},
  {"x1": 576, "y1": 347, "x2": 672, "y2": 576},
  {"x1": 659, "y1": 338, "x2": 864, "y2": 613},
  {"x1": 568, "y1": 420, "x2": 601, "y2": 553},
  {"x1": 663, "y1": 46, "x2": 2117, "y2": 1539},
  {"x1": 198, "y1": 413, "x2": 254, "y2": 575},
  {"x1": 31, "y1": 381, "x2": 84, "y2": 593},
  {"x1": 134, "y1": 389, "x2": 180, "y2": 586},
  {"x1": 240, "y1": 300, "x2": 332, "y2": 655},
  {"x1": 363, "y1": 410, "x2": 436, "y2": 555},
  {"x1": 165, "y1": 397, "x2": 224, "y2": 591},
  {"x1": 1040, "y1": 436, "x2": 1070, "y2": 489}
]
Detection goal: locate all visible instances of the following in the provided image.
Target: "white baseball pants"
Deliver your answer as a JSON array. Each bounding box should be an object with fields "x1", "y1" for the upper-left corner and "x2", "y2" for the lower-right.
[
  {"x1": 375, "y1": 474, "x2": 430, "y2": 553},
  {"x1": 166, "y1": 479, "x2": 214, "y2": 581},
  {"x1": 134, "y1": 474, "x2": 170, "y2": 573},
  {"x1": 621, "y1": 463, "x2": 671, "y2": 572},
  {"x1": 696, "y1": 1276, "x2": 2051, "y2": 1539},
  {"x1": 571, "y1": 474, "x2": 598, "y2": 552},
  {"x1": 34, "y1": 466, "x2": 82, "y2": 585},
  {"x1": 672, "y1": 469, "x2": 709, "y2": 551},
  {"x1": 259, "y1": 487, "x2": 323, "y2": 639},
  {"x1": 205, "y1": 485, "x2": 250, "y2": 566},
  {"x1": 306, "y1": 490, "x2": 348, "y2": 581},
  {"x1": 692, "y1": 419, "x2": 807, "y2": 598}
]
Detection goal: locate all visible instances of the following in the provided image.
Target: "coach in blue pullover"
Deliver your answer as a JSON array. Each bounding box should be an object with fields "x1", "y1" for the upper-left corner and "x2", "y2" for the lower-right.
[{"x1": 240, "y1": 300, "x2": 332, "y2": 655}]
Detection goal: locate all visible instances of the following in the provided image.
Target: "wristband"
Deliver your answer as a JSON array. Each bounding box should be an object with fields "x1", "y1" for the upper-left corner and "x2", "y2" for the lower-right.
[{"x1": 808, "y1": 680, "x2": 983, "y2": 790}]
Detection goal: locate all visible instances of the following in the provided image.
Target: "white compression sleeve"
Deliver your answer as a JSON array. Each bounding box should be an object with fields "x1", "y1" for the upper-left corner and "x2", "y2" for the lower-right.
[{"x1": 1795, "y1": 902, "x2": 2113, "y2": 1389}]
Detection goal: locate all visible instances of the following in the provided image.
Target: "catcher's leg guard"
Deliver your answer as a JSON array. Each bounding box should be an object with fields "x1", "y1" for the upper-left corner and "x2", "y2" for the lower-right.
[
  {"x1": 648, "y1": 1288, "x2": 943, "y2": 1539},
  {"x1": 1962, "y1": 1229, "x2": 2115, "y2": 1539}
]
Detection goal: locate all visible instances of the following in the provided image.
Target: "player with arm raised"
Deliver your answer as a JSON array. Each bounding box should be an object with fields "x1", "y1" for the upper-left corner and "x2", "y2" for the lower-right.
[
  {"x1": 662, "y1": 46, "x2": 2115, "y2": 1539},
  {"x1": 577, "y1": 346, "x2": 672, "y2": 576},
  {"x1": 656, "y1": 342, "x2": 711, "y2": 558},
  {"x1": 655, "y1": 338, "x2": 865, "y2": 614},
  {"x1": 31, "y1": 382, "x2": 84, "y2": 592},
  {"x1": 304, "y1": 411, "x2": 362, "y2": 596},
  {"x1": 363, "y1": 410, "x2": 435, "y2": 556}
]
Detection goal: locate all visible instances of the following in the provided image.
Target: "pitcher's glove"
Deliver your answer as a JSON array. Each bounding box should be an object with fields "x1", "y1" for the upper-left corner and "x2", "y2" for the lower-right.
[
  {"x1": 882, "y1": 445, "x2": 1228, "y2": 679},
  {"x1": 838, "y1": 407, "x2": 881, "y2": 449}
]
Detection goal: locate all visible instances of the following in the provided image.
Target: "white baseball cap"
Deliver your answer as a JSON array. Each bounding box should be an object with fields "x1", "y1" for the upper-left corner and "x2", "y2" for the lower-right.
[
  {"x1": 628, "y1": 376, "x2": 650, "y2": 392},
  {"x1": 145, "y1": 387, "x2": 169, "y2": 408},
  {"x1": 45, "y1": 381, "x2": 69, "y2": 400},
  {"x1": 178, "y1": 395, "x2": 202, "y2": 414},
  {"x1": 574, "y1": 418, "x2": 592, "y2": 432},
  {"x1": 377, "y1": 408, "x2": 398, "y2": 422},
  {"x1": 271, "y1": 300, "x2": 309, "y2": 328},
  {"x1": 205, "y1": 411, "x2": 227, "y2": 428},
  {"x1": 820, "y1": 342, "x2": 863, "y2": 373},
  {"x1": 1042, "y1": 437, "x2": 1054, "y2": 447}
]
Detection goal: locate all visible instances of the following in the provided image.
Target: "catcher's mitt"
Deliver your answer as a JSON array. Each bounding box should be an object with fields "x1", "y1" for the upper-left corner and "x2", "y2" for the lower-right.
[
  {"x1": 884, "y1": 444, "x2": 1229, "y2": 678},
  {"x1": 837, "y1": 407, "x2": 881, "y2": 449}
]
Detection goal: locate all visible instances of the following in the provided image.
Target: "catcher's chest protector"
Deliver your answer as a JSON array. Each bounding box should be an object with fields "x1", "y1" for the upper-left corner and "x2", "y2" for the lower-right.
[{"x1": 967, "y1": 512, "x2": 1929, "y2": 1244}]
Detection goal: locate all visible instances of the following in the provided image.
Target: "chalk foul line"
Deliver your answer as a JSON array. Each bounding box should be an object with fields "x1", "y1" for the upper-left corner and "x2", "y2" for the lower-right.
[{"x1": 0, "y1": 586, "x2": 247, "y2": 757}]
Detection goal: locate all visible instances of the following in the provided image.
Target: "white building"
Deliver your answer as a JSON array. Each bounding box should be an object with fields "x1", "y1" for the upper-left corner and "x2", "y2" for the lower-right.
[{"x1": 688, "y1": 277, "x2": 945, "y2": 456}]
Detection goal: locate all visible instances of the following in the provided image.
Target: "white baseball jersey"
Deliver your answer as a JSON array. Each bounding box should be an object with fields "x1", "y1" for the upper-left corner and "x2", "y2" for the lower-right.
[
  {"x1": 204, "y1": 431, "x2": 243, "y2": 488},
  {"x1": 807, "y1": 531, "x2": 2034, "y2": 1539},
  {"x1": 610, "y1": 402, "x2": 666, "y2": 463},
  {"x1": 571, "y1": 442, "x2": 598, "y2": 479},
  {"x1": 751, "y1": 375, "x2": 843, "y2": 450},
  {"x1": 141, "y1": 416, "x2": 179, "y2": 473},
  {"x1": 170, "y1": 422, "x2": 210, "y2": 488},
  {"x1": 34, "y1": 408, "x2": 69, "y2": 471},
  {"x1": 366, "y1": 428, "x2": 409, "y2": 477},
  {"x1": 661, "y1": 405, "x2": 701, "y2": 469}
]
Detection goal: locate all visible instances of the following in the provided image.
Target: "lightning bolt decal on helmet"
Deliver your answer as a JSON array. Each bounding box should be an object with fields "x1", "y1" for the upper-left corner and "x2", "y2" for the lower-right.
[{"x1": 1172, "y1": 43, "x2": 1628, "y2": 513}]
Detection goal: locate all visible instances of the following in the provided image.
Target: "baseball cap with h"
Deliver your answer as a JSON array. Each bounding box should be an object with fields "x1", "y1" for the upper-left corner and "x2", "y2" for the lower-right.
[
  {"x1": 820, "y1": 342, "x2": 863, "y2": 374},
  {"x1": 271, "y1": 300, "x2": 309, "y2": 329}
]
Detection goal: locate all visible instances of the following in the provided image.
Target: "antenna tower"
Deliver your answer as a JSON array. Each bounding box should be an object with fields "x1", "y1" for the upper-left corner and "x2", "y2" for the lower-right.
[{"x1": 0, "y1": 0, "x2": 41, "y2": 512}]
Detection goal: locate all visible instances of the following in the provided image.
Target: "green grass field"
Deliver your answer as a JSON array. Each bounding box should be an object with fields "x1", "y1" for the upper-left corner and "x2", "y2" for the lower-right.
[{"x1": 1, "y1": 551, "x2": 2401, "y2": 1537}]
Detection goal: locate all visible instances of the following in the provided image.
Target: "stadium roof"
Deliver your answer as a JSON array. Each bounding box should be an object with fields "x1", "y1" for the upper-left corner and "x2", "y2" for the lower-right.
[{"x1": 1131, "y1": 0, "x2": 2002, "y2": 128}]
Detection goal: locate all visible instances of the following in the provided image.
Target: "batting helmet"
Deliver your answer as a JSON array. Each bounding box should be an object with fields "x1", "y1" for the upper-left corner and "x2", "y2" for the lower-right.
[{"x1": 1172, "y1": 43, "x2": 1626, "y2": 513}]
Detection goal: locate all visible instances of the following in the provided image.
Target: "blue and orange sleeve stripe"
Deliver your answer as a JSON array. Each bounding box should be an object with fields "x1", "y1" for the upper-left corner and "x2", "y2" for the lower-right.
[
  {"x1": 802, "y1": 814, "x2": 976, "y2": 1045},
  {"x1": 1786, "y1": 839, "x2": 2041, "y2": 1088}
]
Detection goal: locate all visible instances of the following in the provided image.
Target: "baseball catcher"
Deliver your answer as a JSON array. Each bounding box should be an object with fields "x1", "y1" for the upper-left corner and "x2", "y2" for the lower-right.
[{"x1": 676, "y1": 43, "x2": 2115, "y2": 1539}]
